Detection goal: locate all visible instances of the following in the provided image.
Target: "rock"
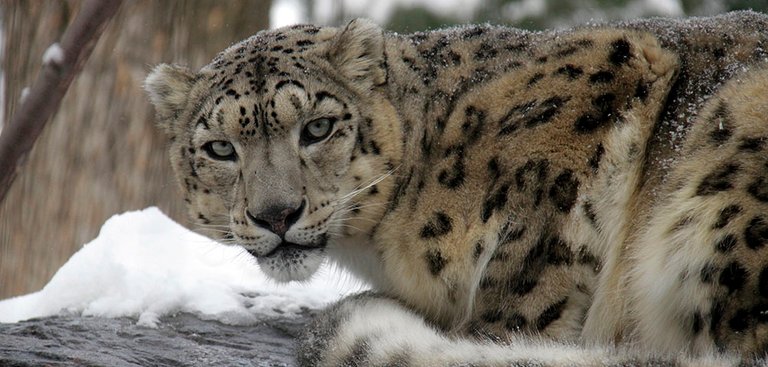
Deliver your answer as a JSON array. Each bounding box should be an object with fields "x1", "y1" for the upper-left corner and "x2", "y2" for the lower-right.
[{"x1": 0, "y1": 312, "x2": 313, "y2": 366}]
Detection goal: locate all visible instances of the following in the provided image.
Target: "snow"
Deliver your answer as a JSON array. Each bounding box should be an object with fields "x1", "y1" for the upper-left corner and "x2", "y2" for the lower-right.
[
  {"x1": 501, "y1": 0, "x2": 547, "y2": 23},
  {"x1": 42, "y1": 42, "x2": 64, "y2": 65},
  {"x1": 19, "y1": 87, "x2": 29, "y2": 104},
  {"x1": 0, "y1": 207, "x2": 365, "y2": 326},
  {"x1": 271, "y1": 0, "x2": 306, "y2": 29},
  {"x1": 646, "y1": 0, "x2": 683, "y2": 16},
  {"x1": 271, "y1": 0, "x2": 686, "y2": 29},
  {"x1": 272, "y1": 0, "x2": 486, "y2": 26}
]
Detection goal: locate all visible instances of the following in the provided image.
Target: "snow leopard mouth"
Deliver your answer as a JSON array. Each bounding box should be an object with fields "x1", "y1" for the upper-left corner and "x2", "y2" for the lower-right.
[
  {"x1": 249, "y1": 239, "x2": 327, "y2": 260},
  {"x1": 252, "y1": 239, "x2": 328, "y2": 282}
]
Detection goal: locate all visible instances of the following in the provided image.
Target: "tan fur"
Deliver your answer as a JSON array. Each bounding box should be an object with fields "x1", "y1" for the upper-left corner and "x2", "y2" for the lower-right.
[
  {"x1": 147, "y1": 12, "x2": 768, "y2": 364},
  {"x1": 625, "y1": 67, "x2": 768, "y2": 355}
]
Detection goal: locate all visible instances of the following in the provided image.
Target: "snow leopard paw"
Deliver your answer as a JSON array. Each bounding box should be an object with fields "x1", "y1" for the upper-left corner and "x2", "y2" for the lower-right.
[{"x1": 297, "y1": 292, "x2": 432, "y2": 366}]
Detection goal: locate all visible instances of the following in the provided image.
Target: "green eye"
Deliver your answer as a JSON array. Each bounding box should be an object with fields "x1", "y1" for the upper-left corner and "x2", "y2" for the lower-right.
[
  {"x1": 202, "y1": 141, "x2": 237, "y2": 161},
  {"x1": 300, "y1": 118, "x2": 335, "y2": 145}
]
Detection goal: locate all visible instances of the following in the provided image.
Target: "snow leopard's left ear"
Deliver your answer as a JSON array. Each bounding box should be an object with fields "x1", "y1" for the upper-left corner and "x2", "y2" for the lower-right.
[
  {"x1": 144, "y1": 63, "x2": 196, "y2": 134},
  {"x1": 328, "y1": 18, "x2": 387, "y2": 91}
]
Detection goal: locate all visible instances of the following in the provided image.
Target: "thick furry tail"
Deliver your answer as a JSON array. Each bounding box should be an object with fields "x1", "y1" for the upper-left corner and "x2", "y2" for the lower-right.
[{"x1": 298, "y1": 293, "x2": 748, "y2": 367}]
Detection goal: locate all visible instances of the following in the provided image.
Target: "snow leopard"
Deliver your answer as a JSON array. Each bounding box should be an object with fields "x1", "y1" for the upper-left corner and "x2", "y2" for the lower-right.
[{"x1": 145, "y1": 11, "x2": 768, "y2": 366}]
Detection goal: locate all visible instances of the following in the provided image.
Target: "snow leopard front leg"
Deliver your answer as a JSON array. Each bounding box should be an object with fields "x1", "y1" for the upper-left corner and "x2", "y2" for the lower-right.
[{"x1": 297, "y1": 292, "x2": 736, "y2": 367}]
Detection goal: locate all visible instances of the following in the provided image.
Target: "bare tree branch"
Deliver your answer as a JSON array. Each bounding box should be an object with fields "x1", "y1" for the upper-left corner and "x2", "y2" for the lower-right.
[{"x1": 0, "y1": 0, "x2": 122, "y2": 203}]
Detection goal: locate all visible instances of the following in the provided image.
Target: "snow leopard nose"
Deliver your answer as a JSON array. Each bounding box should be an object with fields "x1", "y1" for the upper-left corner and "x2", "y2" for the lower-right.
[{"x1": 246, "y1": 200, "x2": 305, "y2": 237}]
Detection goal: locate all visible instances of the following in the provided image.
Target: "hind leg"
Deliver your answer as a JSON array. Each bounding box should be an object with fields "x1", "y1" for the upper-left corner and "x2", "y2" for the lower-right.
[{"x1": 628, "y1": 65, "x2": 768, "y2": 356}]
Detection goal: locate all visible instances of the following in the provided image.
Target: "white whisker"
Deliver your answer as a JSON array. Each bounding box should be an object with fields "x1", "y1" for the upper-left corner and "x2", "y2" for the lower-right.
[{"x1": 337, "y1": 166, "x2": 399, "y2": 204}]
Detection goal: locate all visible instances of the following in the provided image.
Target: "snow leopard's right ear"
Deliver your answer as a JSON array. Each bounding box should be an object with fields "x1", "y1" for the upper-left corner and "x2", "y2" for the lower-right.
[
  {"x1": 328, "y1": 18, "x2": 386, "y2": 92},
  {"x1": 144, "y1": 64, "x2": 196, "y2": 133}
]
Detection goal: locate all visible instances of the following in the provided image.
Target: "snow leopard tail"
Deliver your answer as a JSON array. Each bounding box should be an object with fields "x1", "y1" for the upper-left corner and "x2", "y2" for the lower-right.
[{"x1": 298, "y1": 293, "x2": 753, "y2": 367}]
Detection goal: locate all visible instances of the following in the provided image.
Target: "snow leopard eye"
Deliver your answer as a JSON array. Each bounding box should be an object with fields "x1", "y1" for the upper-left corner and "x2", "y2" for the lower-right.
[
  {"x1": 300, "y1": 118, "x2": 335, "y2": 146},
  {"x1": 202, "y1": 141, "x2": 237, "y2": 161}
]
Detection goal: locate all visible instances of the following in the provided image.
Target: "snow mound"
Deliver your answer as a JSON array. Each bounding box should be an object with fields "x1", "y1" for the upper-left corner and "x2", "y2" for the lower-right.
[{"x1": 0, "y1": 207, "x2": 365, "y2": 326}]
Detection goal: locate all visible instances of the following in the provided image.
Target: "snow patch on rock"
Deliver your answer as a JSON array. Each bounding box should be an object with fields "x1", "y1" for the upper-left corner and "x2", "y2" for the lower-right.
[{"x1": 0, "y1": 207, "x2": 365, "y2": 325}]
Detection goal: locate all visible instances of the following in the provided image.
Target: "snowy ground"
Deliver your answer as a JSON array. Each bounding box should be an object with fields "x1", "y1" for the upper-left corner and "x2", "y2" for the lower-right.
[{"x1": 0, "y1": 207, "x2": 366, "y2": 326}]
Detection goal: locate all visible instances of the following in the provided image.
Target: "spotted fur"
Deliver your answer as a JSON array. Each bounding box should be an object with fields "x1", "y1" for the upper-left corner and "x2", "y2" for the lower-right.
[{"x1": 146, "y1": 11, "x2": 768, "y2": 366}]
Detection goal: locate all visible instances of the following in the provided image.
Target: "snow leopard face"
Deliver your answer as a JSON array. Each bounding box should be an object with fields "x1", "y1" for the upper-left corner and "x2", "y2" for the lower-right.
[{"x1": 145, "y1": 20, "x2": 400, "y2": 282}]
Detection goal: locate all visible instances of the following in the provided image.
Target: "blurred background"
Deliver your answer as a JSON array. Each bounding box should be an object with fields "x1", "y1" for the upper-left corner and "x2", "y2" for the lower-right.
[{"x1": 0, "y1": 0, "x2": 765, "y2": 299}]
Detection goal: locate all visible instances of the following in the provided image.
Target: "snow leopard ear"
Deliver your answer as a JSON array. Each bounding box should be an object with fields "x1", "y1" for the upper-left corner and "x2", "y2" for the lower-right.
[
  {"x1": 144, "y1": 64, "x2": 196, "y2": 133},
  {"x1": 328, "y1": 18, "x2": 387, "y2": 91}
]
